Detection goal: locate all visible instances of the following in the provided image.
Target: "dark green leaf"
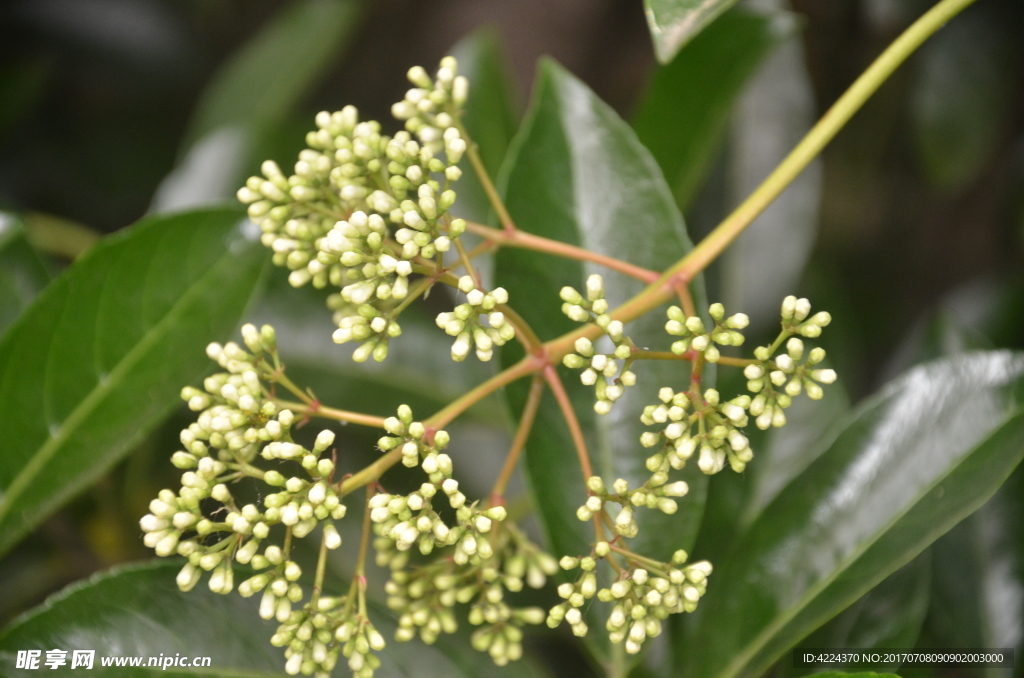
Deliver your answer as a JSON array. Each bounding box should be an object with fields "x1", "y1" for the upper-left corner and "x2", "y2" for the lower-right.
[
  {"x1": 633, "y1": 8, "x2": 793, "y2": 210},
  {"x1": 719, "y1": 30, "x2": 820, "y2": 330},
  {"x1": 787, "y1": 554, "x2": 930, "y2": 677},
  {"x1": 495, "y1": 57, "x2": 708, "y2": 565},
  {"x1": 0, "y1": 213, "x2": 52, "y2": 337},
  {"x1": 643, "y1": 0, "x2": 742, "y2": 64},
  {"x1": 740, "y1": 376, "x2": 851, "y2": 527},
  {"x1": 0, "y1": 208, "x2": 267, "y2": 559},
  {"x1": 0, "y1": 561, "x2": 284, "y2": 677},
  {"x1": 154, "y1": 0, "x2": 361, "y2": 211},
  {"x1": 927, "y1": 463, "x2": 1024, "y2": 657},
  {"x1": 0, "y1": 560, "x2": 543, "y2": 677},
  {"x1": 450, "y1": 31, "x2": 519, "y2": 225},
  {"x1": 910, "y1": 5, "x2": 1019, "y2": 191},
  {"x1": 687, "y1": 351, "x2": 1024, "y2": 678}
]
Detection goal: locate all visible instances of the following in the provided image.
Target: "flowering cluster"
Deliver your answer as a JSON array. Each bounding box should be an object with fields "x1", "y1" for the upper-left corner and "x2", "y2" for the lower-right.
[
  {"x1": 578, "y1": 475, "x2": 690, "y2": 534},
  {"x1": 665, "y1": 302, "x2": 748, "y2": 363},
  {"x1": 640, "y1": 386, "x2": 754, "y2": 475},
  {"x1": 151, "y1": 49, "x2": 854, "y2": 677},
  {"x1": 268, "y1": 594, "x2": 386, "y2": 678},
  {"x1": 548, "y1": 545, "x2": 711, "y2": 655},
  {"x1": 236, "y1": 57, "x2": 478, "y2": 364},
  {"x1": 383, "y1": 522, "x2": 554, "y2": 665},
  {"x1": 363, "y1": 405, "x2": 557, "y2": 664},
  {"x1": 560, "y1": 275, "x2": 637, "y2": 414},
  {"x1": 435, "y1": 275, "x2": 513, "y2": 362},
  {"x1": 741, "y1": 296, "x2": 836, "y2": 429}
]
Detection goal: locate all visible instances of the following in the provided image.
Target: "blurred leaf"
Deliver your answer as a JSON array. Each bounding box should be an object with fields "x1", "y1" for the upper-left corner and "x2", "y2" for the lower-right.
[
  {"x1": 927, "y1": 458, "x2": 1024, "y2": 661},
  {"x1": 0, "y1": 561, "x2": 284, "y2": 677},
  {"x1": 633, "y1": 8, "x2": 794, "y2": 210},
  {"x1": 0, "y1": 208, "x2": 267, "y2": 559},
  {"x1": 642, "y1": 0, "x2": 741, "y2": 64},
  {"x1": 686, "y1": 351, "x2": 1024, "y2": 678},
  {"x1": 153, "y1": 0, "x2": 361, "y2": 211},
  {"x1": 803, "y1": 674, "x2": 901, "y2": 678},
  {"x1": 0, "y1": 560, "x2": 542, "y2": 677},
  {"x1": 0, "y1": 214, "x2": 52, "y2": 337},
  {"x1": 786, "y1": 554, "x2": 931, "y2": 677},
  {"x1": 451, "y1": 30, "x2": 519, "y2": 227},
  {"x1": 721, "y1": 19, "x2": 822, "y2": 331},
  {"x1": 496, "y1": 57, "x2": 709, "y2": 568},
  {"x1": 247, "y1": 269, "x2": 500, "y2": 424},
  {"x1": 741, "y1": 375, "x2": 851, "y2": 527},
  {"x1": 22, "y1": 211, "x2": 102, "y2": 260},
  {"x1": 910, "y1": 5, "x2": 1018, "y2": 191}
]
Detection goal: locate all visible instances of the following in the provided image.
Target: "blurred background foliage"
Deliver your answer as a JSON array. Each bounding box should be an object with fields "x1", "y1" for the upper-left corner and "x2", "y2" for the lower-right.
[{"x1": 0, "y1": 0, "x2": 1023, "y2": 676}]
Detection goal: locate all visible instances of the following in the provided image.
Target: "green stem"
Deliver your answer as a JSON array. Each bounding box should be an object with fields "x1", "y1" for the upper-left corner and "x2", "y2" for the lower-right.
[
  {"x1": 490, "y1": 374, "x2": 545, "y2": 501},
  {"x1": 663, "y1": 0, "x2": 979, "y2": 289},
  {"x1": 457, "y1": 126, "x2": 516, "y2": 233},
  {"x1": 464, "y1": 221, "x2": 659, "y2": 283},
  {"x1": 311, "y1": 530, "x2": 329, "y2": 607},
  {"x1": 545, "y1": 0, "x2": 978, "y2": 362}
]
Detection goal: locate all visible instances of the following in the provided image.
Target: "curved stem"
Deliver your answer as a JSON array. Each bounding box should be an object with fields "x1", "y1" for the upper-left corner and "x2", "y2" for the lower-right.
[
  {"x1": 311, "y1": 531, "x2": 329, "y2": 606},
  {"x1": 543, "y1": 365, "x2": 593, "y2": 481},
  {"x1": 274, "y1": 399, "x2": 387, "y2": 428},
  {"x1": 631, "y1": 349, "x2": 755, "y2": 368},
  {"x1": 663, "y1": 0, "x2": 979, "y2": 289},
  {"x1": 465, "y1": 221, "x2": 659, "y2": 283},
  {"x1": 459, "y1": 131, "x2": 517, "y2": 233},
  {"x1": 426, "y1": 354, "x2": 544, "y2": 429},
  {"x1": 496, "y1": 304, "x2": 543, "y2": 354},
  {"x1": 543, "y1": 0, "x2": 978, "y2": 364},
  {"x1": 490, "y1": 374, "x2": 545, "y2": 501}
]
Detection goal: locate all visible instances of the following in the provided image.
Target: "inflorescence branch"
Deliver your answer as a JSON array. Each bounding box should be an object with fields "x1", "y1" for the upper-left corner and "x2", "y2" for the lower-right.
[{"x1": 143, "y1": 2, "x2": 978, "y2": 668}]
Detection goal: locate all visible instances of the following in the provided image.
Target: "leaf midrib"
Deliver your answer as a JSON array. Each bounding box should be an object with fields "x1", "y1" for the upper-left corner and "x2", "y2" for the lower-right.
[
  {"x1": 0, "y1": 227, "x2": 249, "y2": 540},
  {"x1": 713, "y1": 405, "x2": 1022, "y2": 678}
]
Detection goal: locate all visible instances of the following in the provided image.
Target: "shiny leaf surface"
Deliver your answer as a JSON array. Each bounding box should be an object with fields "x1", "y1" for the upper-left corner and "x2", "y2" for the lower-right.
[
  {"x1": 0, "y1": 560, "x2": 539, "y2": 677},
  {"x1": 0, "y1": 208, "x2": 267, "y2": 558},
  {"x1": 688, "y1": 351, "x2": 1024, "y2": 678},
  {"x1": 633, "y1": 8, "x2": 792, "y2": 210},
  {"x1": 786, "y1": 554, "x2": 930, "y2": 677},
  {"x1": 496, "y1": 58, "x2": 708, "y2": 563},
  {"x1": 643, "y1": 0, "x2": 741, "y2": 64},
  {"x1": 450, "y1": 30, "x2": 519, "y2": 226},
  {"x1": 0, "y1": 213, "x2": 51, "y2": 337}
]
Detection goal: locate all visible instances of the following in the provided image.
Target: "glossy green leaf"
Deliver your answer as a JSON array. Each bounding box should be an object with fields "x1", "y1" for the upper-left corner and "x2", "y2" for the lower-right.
[
  {"x1": 633, "y1": 8, "x2": 793, "y2": 210},
  {"x1": 495, "y1": 57, "x2": 708, "y2": 565},
  {"x1": 0, "y1": 213, "x2": 51, "y2": 337},
  {"x1": 910, "y1": 5, "x2": 1018, "y2": 191},
  {"x1": 0, "y1": 208, "x2": 267, "y2": 559},
  {"x1": 248, "y1": 268, "x2": 502, "y2": 425},
  {"x1": 927, "y1": 463, "x2": 1024, "y2": 657},
  {"x1": 0, "y1": 560, "x2": 540, "y2": 677},
  {"x1": 450, "y1": 30, "x2": 519, "y2": 225},
  {"x1": 687, "y1": 351, "x2": 1024, "y2": 678},
  {"x1": 643, "y1": 0, "x2": 743, "y2": 64},
  {"x1": 741, "y1": 376, "x2": 851, "y2": 527},
  {"x1": 720, "y1": 27, "x2": 821, "y2": 331},
  {"x1": 787, "y1": 554, "x2": 931, "y2": 677},
  {"x1": 153, "y1": 0, "x2": 361, "y2": 211}
]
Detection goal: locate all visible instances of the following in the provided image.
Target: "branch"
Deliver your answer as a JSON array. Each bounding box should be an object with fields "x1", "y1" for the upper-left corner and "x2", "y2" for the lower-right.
[
  {"x1": 274, "y1": 399, "x2": 387, "y2": 429},
  {"x1": 491, "y1": 374, "x2": 545, "y2": 502},
  {"x1": 465, "y1": 221, "x2": 659, "y2": 284},
  {"x1": 543, "y1": 365, "x2": 593, "y2": 481}
]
